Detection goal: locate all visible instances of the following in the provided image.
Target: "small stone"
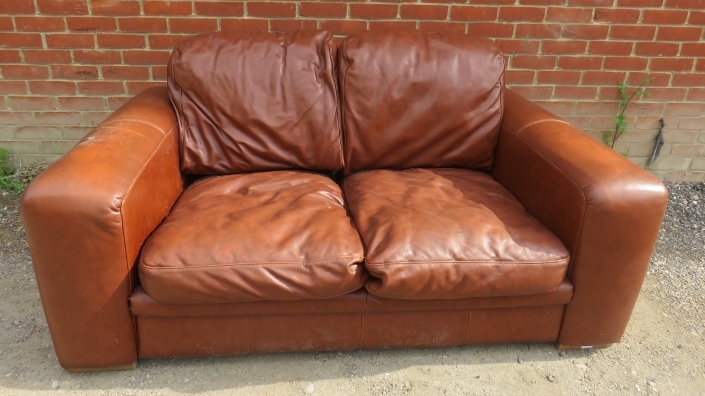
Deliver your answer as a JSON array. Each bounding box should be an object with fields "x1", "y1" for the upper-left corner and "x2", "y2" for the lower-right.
[
  {"x1": 304, "y1": 383, "x2": 315, "y2": 394},
  {"x1": 517, "y1": 357, "x2": 524, "y2": 364},
  {"x1": 51, "y1": 381, "x2": 59, "y2": 389},
  {"x1": 546, "y1": 374, "x2": 557, "y2": 383},
  {"x1": 558, "y1": 351, "x2": 566, "y2": 357},
  {"x1": 677, "y1": 344, "x2": 683, "y2": 349},
  {"x1": 635, "y1": 384, "x2": 641, "y2": 392},
  {"x1": 475, "y1": 375, "x2": 480, "y2": 379},
  {"x1": 12, "y1": 321, "x2": 18, "y2": 326},
  {"x1": 648, "y1": 381, "x2": 656, "y2": 387},
  {"x1": 184, "y1": 378, "x2": 189, "y2": 383}
]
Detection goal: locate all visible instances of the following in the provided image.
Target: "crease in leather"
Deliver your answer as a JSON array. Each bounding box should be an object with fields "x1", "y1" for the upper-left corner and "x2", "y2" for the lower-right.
[
  {"x1": 141, "y1": 255, "x2": 365, "y2": 270},
  {"x1": 499, "y1": 125, "x2": 587, "y2": 279}
]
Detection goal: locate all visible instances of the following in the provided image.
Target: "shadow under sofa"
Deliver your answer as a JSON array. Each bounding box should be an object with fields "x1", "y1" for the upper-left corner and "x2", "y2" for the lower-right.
[{"x1": 20, "y1": 31, "x2": 668, "y2": 372}]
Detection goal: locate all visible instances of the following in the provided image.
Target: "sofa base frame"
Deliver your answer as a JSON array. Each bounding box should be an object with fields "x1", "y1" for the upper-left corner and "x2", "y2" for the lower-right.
[{"x1": 66, "y1": 363, "x2": 137, "y2": 373}]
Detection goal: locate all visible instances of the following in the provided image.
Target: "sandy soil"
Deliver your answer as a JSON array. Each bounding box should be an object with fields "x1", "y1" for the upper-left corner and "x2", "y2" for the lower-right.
[{"x1": 0, "y1": 187, "x2": 704, "y2": 396}]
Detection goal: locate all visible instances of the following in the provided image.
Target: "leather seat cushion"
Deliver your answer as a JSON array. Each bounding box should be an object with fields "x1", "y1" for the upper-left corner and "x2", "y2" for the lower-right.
[
  {"x1": 339, "y1": 31, "x2": 505, "y2": 174},
  {"x1": 139, "y1": 171, "x2": 366, "y2": 304},
  {"x1": 168, "y1": 31, "x2": 344, "y2": 174},
  {"x1": 343, "y1": 169, "x2": 570, "y2": 299}
]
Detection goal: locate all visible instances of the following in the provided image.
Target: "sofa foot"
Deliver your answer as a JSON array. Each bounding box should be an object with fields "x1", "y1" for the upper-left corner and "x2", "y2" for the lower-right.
[
  {"x1": 66, "y1": 362, "x2": 136, "y2": 373},
  {"x1": 557, "y1": 343, "x2": 613, "y2": 350}
]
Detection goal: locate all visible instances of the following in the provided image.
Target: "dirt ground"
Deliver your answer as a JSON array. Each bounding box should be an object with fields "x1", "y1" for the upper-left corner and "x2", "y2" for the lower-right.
[{"x1": 0, "y1": 184, "x2": 704, "y2": 396}]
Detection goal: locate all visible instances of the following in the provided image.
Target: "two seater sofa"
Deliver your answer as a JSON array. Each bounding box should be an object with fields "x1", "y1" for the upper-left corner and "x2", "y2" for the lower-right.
[{"x1": 20, "y1": 31, "x2": 668, "y2": 372}]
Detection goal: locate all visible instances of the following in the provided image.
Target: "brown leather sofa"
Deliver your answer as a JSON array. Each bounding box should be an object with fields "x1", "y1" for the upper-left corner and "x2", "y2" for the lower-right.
[{"x1": 20, "y1": 31, "x2": 668, "y2": 372}]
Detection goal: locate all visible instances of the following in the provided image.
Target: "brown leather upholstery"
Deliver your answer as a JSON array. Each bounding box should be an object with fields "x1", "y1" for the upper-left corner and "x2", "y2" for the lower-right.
[
  {"x1": 168, "y1": 31, "x2": 343, "y2": 174},
  {"x1": 20, "y1": 87, "x2": 183, "y2": 370},
  {"x1": 343, "y1": 168, "x2": 569, "y2": 299},
  {"x1": 492, "y1": 89, "x2": 668, "y2": 347},
  {"x1": 139, "y1": 171, "x2": 366, "y2": 304},
  {"x1": 129, "y1": 280, "x2": 573, "y2": 317},
  {"x1": 339, "y1": 31, "x2": 505, "y2": 174}
]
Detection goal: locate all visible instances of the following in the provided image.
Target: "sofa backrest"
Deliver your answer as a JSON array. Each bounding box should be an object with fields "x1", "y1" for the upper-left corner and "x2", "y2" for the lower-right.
[
  {"x1": 168, "y1": 31, "x2": 343, "y2": 175},
  {"x1": 339, "y1": 31, "x2": 505, "y2": 174}
]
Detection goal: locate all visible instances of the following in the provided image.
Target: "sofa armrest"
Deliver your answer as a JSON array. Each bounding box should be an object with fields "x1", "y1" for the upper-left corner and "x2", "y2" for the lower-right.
[
  {"x1": 491, "y1": 89, "x2": 668, "y2": 347},
  {"x1": 20, "y1": 87, "x2": 183, "y2": 371}
]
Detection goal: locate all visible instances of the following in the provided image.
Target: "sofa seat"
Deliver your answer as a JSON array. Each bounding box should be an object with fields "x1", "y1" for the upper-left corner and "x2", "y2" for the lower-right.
[
  {"x1": 139, "y1": 171, "x2": 366, "y2": 304},
  {"x1": 343, "y1": 168, "x2": 570, "y2": 299}
]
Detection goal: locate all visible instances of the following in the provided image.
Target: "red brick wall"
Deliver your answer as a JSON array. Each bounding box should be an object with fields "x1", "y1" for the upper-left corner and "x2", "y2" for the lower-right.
[{"x1": 1, "y1": 0, "x2": 704, "y2": 181}]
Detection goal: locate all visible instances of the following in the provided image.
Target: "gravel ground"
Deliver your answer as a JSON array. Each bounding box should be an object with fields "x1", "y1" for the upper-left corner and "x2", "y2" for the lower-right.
[{"x1": 0, "y1": 182, "x2": 703, "y2": 395}]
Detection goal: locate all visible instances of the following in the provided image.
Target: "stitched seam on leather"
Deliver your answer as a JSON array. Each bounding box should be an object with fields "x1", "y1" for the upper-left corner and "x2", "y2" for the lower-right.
[
  {"x1": 96, "y1": 118, "x2": 171, "y2": 135},
  {"x1": 341, "y1": 39, "x2": 351, "y2": 173},
  {"x1": 513, "y1": 119, "x2": 571, "y2": 136},
  {"x1": 141, "y1": 255, "x2": 366, "y2": 270},
  {"x1": 501, "y1": 125, "x2": 587, "y2": 279},
  {"x1": 489, "y1": 59, "x2": 506, "y2": 171},
  {"x1": 365, "y1": 259, "x2": 570, "y2": 266}
]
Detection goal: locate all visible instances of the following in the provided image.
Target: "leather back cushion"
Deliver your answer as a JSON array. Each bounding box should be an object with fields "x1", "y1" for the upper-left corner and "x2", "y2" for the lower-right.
[
  {"x1": 339, "y1": 31, "x2": 505, "y2": 174},
  {"x1": 168, "y1": 31, "x2": 343, "y2": 174}
]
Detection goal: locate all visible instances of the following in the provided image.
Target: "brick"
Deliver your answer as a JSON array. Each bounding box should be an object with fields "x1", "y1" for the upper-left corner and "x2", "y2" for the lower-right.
[
  {"x1": 369, "y1": 21, "x2": 417, "y2": 31},
  {"x1": 1, "y1": 65, "x2": 49, "y2": 79},
  {"x1": 450, "y1": 6, "x2": 498, "y2": 21},
  {"x1": 555, "y1": 86, "x2": 598, "y2": 99},
  {"x1": 299, "y1": 2, "x2": 348, "y2": 18},
  {"x1": 29, "y1": 81, "x2": 75, "y2": 95},
  {"x1": 34, "y1": 111, "x2": 82, "y2": 125},
  {"x1": 542, "y1": 40, "x2": 587, "y2": 54},
  {"x1": 220, "y1": 19, "x2": 268, "y2": 32},
  {"x1": 508, "y1": 86, "x2": 553, "y2": 99},
  {"x1": 672, "y1": 73, "x2": 705, "y2": 86},
  {"x1": 194, "y1": 2, "x2": 243, "y2": 16},
  {"x1": 641, "y1": 88, "x2": 687, "y2": 101},
  {"x1": 559, "y1": 56, "x2": 603, "y2": 70},
  {"x1": 247, "y1": 2, "x2": 296, "y2": 17},
  {"x1": 8, "y1": 96, "x2": 55, "y2": 110},
  {"x1": 689, "y1": 11, "x2": 705, "y2": 24},
  {"x1": 0, "y1": 82, "x2": 27, "y2": 95},
  {"x1": 471, "y1": 0, "x2": 514, "y2": 4},
  {"x1": 627, "y1": 72, "x2": 670, "y2": 87},
  {"x1": 511, "y1": 55, "x2": 556, "y2": 69},
  {"x1": 545, "y1": 7, "x2": 592, "y2": 23},
  {"x1": 618, "y1": 0, "x2": 663, "y2": 6},
  {"x1": 495, "y1": 39, "x2": 540, "y2": 54},
  {"x1": 91, "y1": 0, "x2": 141, "y2": 16},
  {"x1": 499, "y1": 7, "x2": 545, "y2": 22},
  {"x1": 561, "y1": 24, "x2": 608, "y2": 39},
  {"x1": 57, "y1": 97, "x2": 105, "y2": 111},
  {"x1": 320, "y1": 20, "x2": 367, "y2": 34},
  {"x1": 665, "y1": 103, "x2": 705, "y2": 116},
  {"x1": 62, "y1": 126, "x2": 93, "y2": 140},
  {"x1": 152, "y1": 65, "x2": 167, "y2": 80},
  {"x1": 73, "y1": 50, "x2": 122, "y2": 64},
  {"x1": 77, "y1": 81, "x2": 125, "y2": 95},
  {"x1": 37, "y1": 0, "x2": 88, "y2": 15},
  {"x1": 681, "y1": 43, "x2": 705, "y2": 57},
  {"x1": 575, "y1": 102, "x2": 618, "y2": 115},
  {"x1": 83, "y1": 112, "x2": 112, "y2": 125},
  {"x1": 679, "y1": 117, "x2": 704, "y2": 129},
  {"x1": 126, "y1": 81, "x2": 165, "y2": 95},
  {"x1": 687, "y1": 88, "x2": 705, "y2": 101},
  {"x1": 650, "y1": 58, "x2": 694, "y2": 72},
  {"x1": 537, "y1": 71, "x2": 581, "y2": 84},
  {"x1": 0, "y1": 17, "x2": 13, "y2": 31},
  {"x1": 467, "y1": 23, "x2": 515, "y2": 37},
  {"x1": 634, "y1": 116, "x2": 668, "y2": 130},
  {"x1": 504, "y1": 70, "x2": 535, "y2": 84},
  {"x1": 610, "y1": 26, "x2": 656, "y2": 40},
  {"x1": 266, "y1": 19, "x2": 315, "y2": 32},
  {"x1": 118, "y1": 17, "x2": 168, "y2": 33},
  {"x1": 520, "y1": 0, "x2": 564, "y2": 4},
  {"x1": 635, "y1": 42, "x2": 679, "y2": 57},
  {"x1": 657, "y1": 27, "x2": 703, "y2": 41},
  {"x1": 625, "y1": 102, "x2": 664, "y2": 117},
  {"x1": 594, "y1": 8, "x2": 640, "y2": 23},
  {"x1": 67, "y1": 17, "x2": 117, "y2": 32},
  {"x1": 665, "y1": 0, "x2": 705, "y2": 8},
  {"x1": 0, "y1": 112, "x2": 34, "y2": 126},
  {"x1": 0, "y1": 50, "x2": 21, "y2": 63},
  {"x1": 0, "y1": 33, "x2": 43, "y2": 48},
  {"x1": 23, "y1": 49, "x2": 72, "y2": 64},
  {"x1": 46, "y1": 33, "x2": 95, "y2": 48},
  {"x1": 169, "y1": 18, "x2": 218, "y2": 33},
  {"x1": 582, "y1": 71, "x2": 628, "y2": 85},
  {"x1": 534, "y1": 101, "x2": 576, "y2": 115},
  {"x1": 587, "y1": 41, "x2": 632, "y2": 55},
  {"x1": 670, "y1": 144, "x2": 705, "y2": 158},
  {"x1": 650, "y1": 156, "x2": 693, "y2": 172},
  {"x1": 419, "y1": 22, "x2": 465, "y2": 34},
  {"x1": 692, "y1": 159, "x2": 705, "y2": 171},
  {"x1": 14, "y1": 17, "x2": 65, "y2": 31},
  {"x1": 102, "y1": 65, "x2": 149, "y2": 80},
  {"x1": 516, "y1": 23, "x2": 561, "y2": 38},
  {"x1": 144, "y1": 1, "x2": 192, "y2": 16},
  {"x1": 97, "y1": 34, "x2": 146, "y2": 48},
  {"x1": 400, "y1": 4, "x2": 448, "y2": 20},
  {"x1": 0, "y1": 0, "x2": 35, "y2": 14},
  {"x1": 51, "y1": 65, "x2": 99, "y2": 80},
  {"x1": 642, "y1": 10, "x2": 688, "y2": 25},
  {"x1": 14, "y1": 126, "x2": 63, "y2": 140},
  {"x1": 597, "y1": 86, "x2": 624, "y2": 101},
  {"x1": 603, "y1": 57, "x2": 648, "y2": 70},
  {"x1": 350, "y1": 4, "x2": 398, "y2": 19},
  {"x1": 697, "y1": 59, "x2": 705, "y2": 72},
  {"x1": 123, "y1": 50, "x2": 171, "y2": 65}
]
